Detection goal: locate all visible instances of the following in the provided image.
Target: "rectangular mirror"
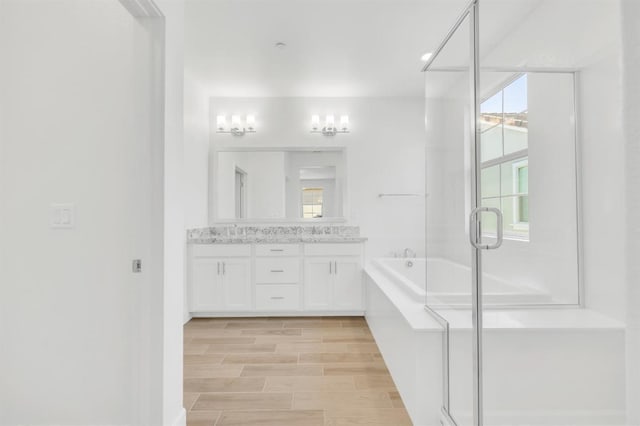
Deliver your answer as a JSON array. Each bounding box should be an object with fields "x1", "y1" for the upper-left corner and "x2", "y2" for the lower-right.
[{"x1": 211, "y1": 148, "x2": 346, "y2": 223}]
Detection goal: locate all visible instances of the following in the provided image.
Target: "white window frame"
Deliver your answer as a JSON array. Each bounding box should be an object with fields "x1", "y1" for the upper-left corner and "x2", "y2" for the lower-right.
[
  {"x1": 511, "y1": 159, "x2": 529, "y2": 232},
  {"x1": 480, "y1": 151, "x2": 529, "y2": 242},
  {"x1": 301, "y1": 187, "x2": 324, "y2": 219}
]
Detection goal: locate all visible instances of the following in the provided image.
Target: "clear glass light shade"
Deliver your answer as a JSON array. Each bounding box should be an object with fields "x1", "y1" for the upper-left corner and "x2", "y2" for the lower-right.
[
  {"x1": 311, "y1": 115, "x2": 320, "y2": 130},
  {"x1": 231, "y1": 115, "x2": 242, "y2": 129},
  {"x1": 216, "y1": 115, "x2": 227, "y2": 131},
  {"x1": 325, "y1": 115, "x2": 335, "y2": 128},
  {"x1": 340, "y1": 115, "x2": 349, "y2": 130},
  {"x1": 246, "y1": 115, "x2": 256, "y2": 130}
]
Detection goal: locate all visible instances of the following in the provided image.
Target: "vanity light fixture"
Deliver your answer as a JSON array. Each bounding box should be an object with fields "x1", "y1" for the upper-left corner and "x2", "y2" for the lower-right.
[
  {"x1": 216, "y1": 114, "x2": 257, "y2": 136},
  {"x1": 311, "y1": 114, "x2": 349, "y2": 136}
]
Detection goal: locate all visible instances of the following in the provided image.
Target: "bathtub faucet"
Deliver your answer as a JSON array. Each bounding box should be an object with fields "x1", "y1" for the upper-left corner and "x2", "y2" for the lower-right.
[{"x1": 403, "y1": 248, "x2": 416, "y2": 258}]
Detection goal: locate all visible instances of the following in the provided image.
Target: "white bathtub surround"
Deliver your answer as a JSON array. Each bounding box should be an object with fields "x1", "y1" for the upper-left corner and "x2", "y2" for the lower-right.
[
  {"x1": 364, "y1": 264, "x2": 444, "y2": 426},
  {"x1": 365, "y1": 260, "x2": 626, "y2": 426},
  {"x1": 187, "y1": 225, "x2": 364, "y2": 244},
  {"x1": 374, "y1": 257, "x2": 551, "y2": 307}
]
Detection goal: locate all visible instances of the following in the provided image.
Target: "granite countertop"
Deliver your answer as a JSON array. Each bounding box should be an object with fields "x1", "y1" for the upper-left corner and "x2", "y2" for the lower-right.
[
  {"x1": 187, "y1": 225, "x2": 367, "y2": 244},
  {"x1": 188, "y1": 236, "x2": 368, "y2": 244}
]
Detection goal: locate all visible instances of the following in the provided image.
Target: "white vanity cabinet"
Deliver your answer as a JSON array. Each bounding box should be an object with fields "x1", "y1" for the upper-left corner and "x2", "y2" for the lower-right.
[
  {"x1": 333, "y1": 258, "x2": 364, "y2": 310},
  {"x1": 188, "y1": 241, "x2": 364, "y2": 316},
  {"x1": 303, "y1": 243, "x2": 364, "y2": 311},
  {"x1": 189, "y1": 245, "x2": 252, "y2": 312},
  {"x1": 254, "y1": 243, "x2": 301, "y2": 312},
  {"x1": 303, "y1": 257, "x2": 334, "y2": 310}
]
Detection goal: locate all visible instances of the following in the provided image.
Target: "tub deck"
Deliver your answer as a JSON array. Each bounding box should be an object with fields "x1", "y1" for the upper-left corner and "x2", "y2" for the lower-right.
[{"x1": 364, "y1": 260, "x2": 626, "y2": 426}]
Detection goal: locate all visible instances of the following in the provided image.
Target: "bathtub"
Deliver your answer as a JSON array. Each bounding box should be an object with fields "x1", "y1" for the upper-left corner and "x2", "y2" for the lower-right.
[
  {"x1": 364, "y1": 259, "x2": 626, "y2": 425},
  {"x1": 374, "y1": 257, "x2": 552, "y2": 307}
]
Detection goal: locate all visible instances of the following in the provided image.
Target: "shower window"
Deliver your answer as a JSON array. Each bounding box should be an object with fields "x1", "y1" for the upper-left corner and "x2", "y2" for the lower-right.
[
  {"x1": 302, "y1": 188, "x2": 323, "y2": 218},
  {"x1": 480, "y1": 74, "x2": 529, "y2": 240},
  {"x1": 513, "y1": 160, "x2": 529, "y2": 227}
]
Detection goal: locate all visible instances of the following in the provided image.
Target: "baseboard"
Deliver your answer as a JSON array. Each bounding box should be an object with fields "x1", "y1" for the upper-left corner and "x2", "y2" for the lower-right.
[{"x1": 171, "y1": 407, "x2": 186, "y2": 426}]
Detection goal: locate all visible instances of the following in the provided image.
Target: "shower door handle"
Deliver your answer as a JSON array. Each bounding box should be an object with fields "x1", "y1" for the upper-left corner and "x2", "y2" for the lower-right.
[{"x1": 469, "y1": 207, "x2": 503, "y2": 250}]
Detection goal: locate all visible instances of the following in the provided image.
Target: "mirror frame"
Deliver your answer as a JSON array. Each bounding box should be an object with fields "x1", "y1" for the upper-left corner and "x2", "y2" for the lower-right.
[{"x1": 209, "y1": 146, "x2": 349, "y2": 224}]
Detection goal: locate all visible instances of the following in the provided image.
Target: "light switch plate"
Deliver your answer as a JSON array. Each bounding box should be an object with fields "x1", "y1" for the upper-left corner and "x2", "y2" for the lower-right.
[{"x1": 50, "y1": 203, "x2": 75, "y2": 229}]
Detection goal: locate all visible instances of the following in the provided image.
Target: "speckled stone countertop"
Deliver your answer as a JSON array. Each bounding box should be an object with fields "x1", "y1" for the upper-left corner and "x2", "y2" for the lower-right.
[{"x1": 187, "y1": 225, "x2": 367, "y2": 244}]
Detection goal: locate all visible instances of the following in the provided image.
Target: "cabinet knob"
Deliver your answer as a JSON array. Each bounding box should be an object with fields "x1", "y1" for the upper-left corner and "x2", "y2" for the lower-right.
[{"x1": 270, "y1": 296, "x2": 285, "y2": 300}]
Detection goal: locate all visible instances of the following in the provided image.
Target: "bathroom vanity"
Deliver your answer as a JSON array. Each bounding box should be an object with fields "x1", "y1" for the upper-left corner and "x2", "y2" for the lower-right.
[{"x1": 187, "y1": 226, "x2": 366, "y2": 316}]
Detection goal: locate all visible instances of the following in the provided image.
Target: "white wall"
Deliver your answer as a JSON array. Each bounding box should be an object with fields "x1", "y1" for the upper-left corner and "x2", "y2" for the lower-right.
[
  {"x1": 0, "y1": 1, "x2": 157, "y2": 424},
  {"x1": 580, "y1": 43, "x2": 626, "y2": 320},
  {"x1": 184, "y1": 70, "x2": 207, "y2": 326},
  {"x1": 425, "y1": 96, "x2": 470, "y2": 267},
  {"x1": 0, "y1": 1, "x2": 186, "y2": 424},
  {"x1": 184, "y1": 71, "x2": 210, "y2": 229},
  {"x1": 621, "y1": 0, "x2": 640, "y2": 422},
  {"x1": 206, "y1": 97, "x2": 427, "y2": 259}
]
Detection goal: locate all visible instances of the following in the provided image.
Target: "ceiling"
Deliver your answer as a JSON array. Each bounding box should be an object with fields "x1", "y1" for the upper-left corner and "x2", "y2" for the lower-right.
[
  {"x1": 184, "y1": 0, "x2": 620, "y2": 99},
  {"x1": 184, "y1": 0, "x2": 468, "y2": 97}
]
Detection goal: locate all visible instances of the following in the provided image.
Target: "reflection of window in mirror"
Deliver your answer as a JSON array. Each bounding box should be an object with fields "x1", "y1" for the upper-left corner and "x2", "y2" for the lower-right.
[
  {"x1": 213, "y1": 149, "x2": 344, "y2": 222},
  {"x1": 234, "y1": 167, "x2": 246, "y2": 219},
  {"x1": 298, "y1": 165, "x2": 336, "y2": 219},
  {"x1": 302, "y1": 188, "x2": 323, "y2": 218}
]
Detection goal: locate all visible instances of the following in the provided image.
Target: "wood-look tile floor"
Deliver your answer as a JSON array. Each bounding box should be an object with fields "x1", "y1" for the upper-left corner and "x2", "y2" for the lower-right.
[{"x1": 184, "y1": 317, "x2": 413, "y2": 426}]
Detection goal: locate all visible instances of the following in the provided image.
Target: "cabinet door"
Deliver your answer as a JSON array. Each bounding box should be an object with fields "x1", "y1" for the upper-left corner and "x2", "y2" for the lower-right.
[
  {"x1": 304, "y1": 258, "x2": 333, "y2": 310},
  {"x1": 219, "y1": 258, "x2": 252, "y2": 311},
  {"x1": 190, "y1": 258, "x2": 220, "y2": 312},
  {"x1": 333, "y1": 258, "x2": 363, "y2": 310}
]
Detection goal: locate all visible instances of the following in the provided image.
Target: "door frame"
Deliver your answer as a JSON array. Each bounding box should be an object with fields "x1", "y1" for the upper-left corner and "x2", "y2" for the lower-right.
[
  {"x1": 235, "y1": 166, "x2": 247, "y2": 219},
  {"x1": 117, "y1": 1, "x2": 170, "y2": 425}
]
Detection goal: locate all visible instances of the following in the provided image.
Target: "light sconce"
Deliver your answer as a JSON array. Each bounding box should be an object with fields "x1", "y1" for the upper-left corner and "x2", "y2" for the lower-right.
[
  {"x1": 216, "y1": 114, "x2": 257, "y2": 136},
  {"x1": 311, "y1": 114, "x2": 349, "y2": 136}
]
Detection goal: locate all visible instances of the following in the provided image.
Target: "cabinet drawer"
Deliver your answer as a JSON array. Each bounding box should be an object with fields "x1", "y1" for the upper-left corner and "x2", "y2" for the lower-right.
[
  {"x1": 256, "y1": 285, "x2": 301, "y2": 311},
  {"x1": 255, "y1": 258, "x2": 300, "y2": 284},
  {"x1": 191, "y1": 244, "x2": 251, "y2": 258},
  {"x1": 304, "y1": 243, "x2": 362, "y2": 257},
  {"x1": 255, "y1": 244, "x2": 300, "y2": 257}
]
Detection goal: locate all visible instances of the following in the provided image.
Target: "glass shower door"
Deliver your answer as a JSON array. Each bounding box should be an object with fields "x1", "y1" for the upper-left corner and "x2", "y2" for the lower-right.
[
  {"x1": 476, "y1": 1, "x2": 618, "y2": 425},
  {"x1": 426, "y1": 1, "x2": 622, "y2": 425},
  {"x1": 475, "y1": 68, "x2": 581, "y2": 425},
  {"x1": 423, "y1": 5, "x2": 480, "y2": 425}
]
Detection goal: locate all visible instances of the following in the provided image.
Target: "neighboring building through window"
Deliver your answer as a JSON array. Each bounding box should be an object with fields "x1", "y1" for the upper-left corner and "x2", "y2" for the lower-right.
[
  {"x1": 480, "y1": 74, "x2": 529, "y2": 240},
  {"x1": 302, "y1": 187, "x2": 323, "y2": 218}
]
